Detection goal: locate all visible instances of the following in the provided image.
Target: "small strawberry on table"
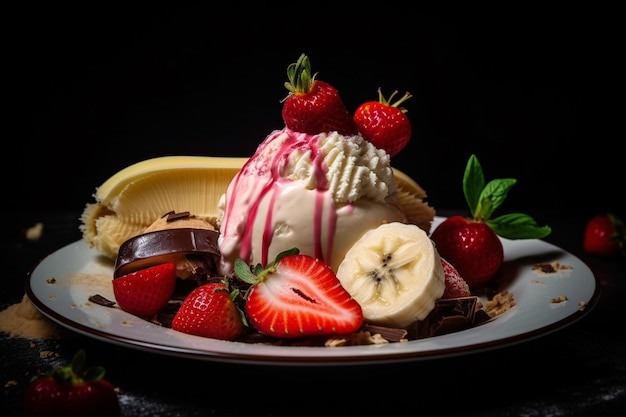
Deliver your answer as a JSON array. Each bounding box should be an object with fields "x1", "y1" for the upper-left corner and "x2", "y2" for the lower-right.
[
  {"x1": 583, "y1": 213, "x2": 626, "y2": 257},
  {"x1": 23, "y1": 349, "x2": 120, "y2": 417}
]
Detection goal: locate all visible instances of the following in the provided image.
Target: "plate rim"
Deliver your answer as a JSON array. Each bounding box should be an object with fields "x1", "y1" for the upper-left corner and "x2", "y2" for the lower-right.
[{"x1": 25, "y1": 220, "x2": 601, "y2": 366}]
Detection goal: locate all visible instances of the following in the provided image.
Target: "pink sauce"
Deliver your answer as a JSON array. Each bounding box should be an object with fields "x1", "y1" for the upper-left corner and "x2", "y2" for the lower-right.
[{"x1": 219, "y1": 128, "x2": 337, "y2": 270}]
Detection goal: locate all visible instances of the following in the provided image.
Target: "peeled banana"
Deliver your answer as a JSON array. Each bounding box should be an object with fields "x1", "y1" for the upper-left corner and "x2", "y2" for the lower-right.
[
  {"x1": 335, "y1": 222, "x2": 445, "y2": 328},
  {"x1": 80, "y1": 156, "x2": 434, "y2": 261},
  {"x1": 80, "y1": 156, "x2": 245, "y2": 259}
]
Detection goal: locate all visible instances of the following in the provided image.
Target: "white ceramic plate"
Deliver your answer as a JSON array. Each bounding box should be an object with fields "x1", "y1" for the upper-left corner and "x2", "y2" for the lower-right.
[{"x1": 26, "y1": 217, "x2": 600, "y2": 366}]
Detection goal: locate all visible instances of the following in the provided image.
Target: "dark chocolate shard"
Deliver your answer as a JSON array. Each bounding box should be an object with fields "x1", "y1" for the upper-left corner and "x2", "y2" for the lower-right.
[
  {"x1": 361, "y1": 324, "x2": 408, "y2": 342},
  {"x1": 166, "y1": 211, "x2": 191, "y2": 222},
  {"x1": 88, "y1": 294, "x2": 116, "y2": 308},
  {"x1": 405, "y1": 296, "x2": 490, "y2": 339}
]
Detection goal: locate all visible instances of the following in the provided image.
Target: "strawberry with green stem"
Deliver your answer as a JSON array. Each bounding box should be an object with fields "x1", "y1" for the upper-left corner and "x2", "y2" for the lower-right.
[
  {"x1": 172, "y1": 279, "x2": 247, "y2": 341},
  {"x1": 354, "y1": 88, "x2": 413, "y2": 157},
  {"x1": 282, "y1": 53, "x2": 358, "y2": 136},
  {"x1": 235, "y1": 248, "x2": 364, "y2": 338},
  {"x1": 431, "y1": 154, "x2": 552, "y2": 288},
  {"x1": 23, "y1": 349, "x2": 120, "y2": 417}
]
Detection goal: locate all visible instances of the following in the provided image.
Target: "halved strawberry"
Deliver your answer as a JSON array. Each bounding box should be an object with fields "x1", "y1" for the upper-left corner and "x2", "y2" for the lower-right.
[
  {"x1": 235, "y1": 248, "x2": 364, "y2": 338},
  {"x1": 282, "y1": 53, "x2": 358, "y2": 136},
  {"x1": 112, "y1": 262, "x2": 176, "y2": 319},
  {"x1": 353, "y1": 88, "x2": 412, "y2": 157},
  {"x1": 171, "y1": 281, "x2": 246, "y2": 341}
]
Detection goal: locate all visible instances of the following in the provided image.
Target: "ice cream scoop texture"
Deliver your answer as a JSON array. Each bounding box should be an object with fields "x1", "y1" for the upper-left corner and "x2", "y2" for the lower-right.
[{"x1": 218, "y1": 127, "x2": 406, "y2": 274}]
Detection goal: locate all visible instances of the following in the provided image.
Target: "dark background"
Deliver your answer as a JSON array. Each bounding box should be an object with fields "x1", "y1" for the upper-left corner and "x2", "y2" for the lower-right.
[{"x1": 7, "y1": 4, "x2": 623, "y2": 224}]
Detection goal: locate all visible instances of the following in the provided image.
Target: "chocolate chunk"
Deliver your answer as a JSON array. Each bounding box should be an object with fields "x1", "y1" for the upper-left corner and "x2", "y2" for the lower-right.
[
  {"x1": 165, "y1": 211, "x2": 191, "y2": 222},
  {"x1": 361, "y1": 324, "x2": 408, "y2": 342},
  {"x1": 114, "y1": 228, "x2": 220, "y2": 278},
  {"x1": 88, "y1": 294, "x2": 116, "y2": 307},
  {"x1": 405, "y1": 296, "x2": 490, "y2": 339}
]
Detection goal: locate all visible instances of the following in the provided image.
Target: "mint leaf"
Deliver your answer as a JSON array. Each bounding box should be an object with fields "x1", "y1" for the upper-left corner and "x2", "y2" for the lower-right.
[
  {"x1": 463, "y1": 154, "x2": 485, "y2": 217},
  {"x1": 486, "y1": 213, "x2": 552, "y2": 239},
  {"x1": 475, "y1": 178, "x2": 517, "y2": 220}
]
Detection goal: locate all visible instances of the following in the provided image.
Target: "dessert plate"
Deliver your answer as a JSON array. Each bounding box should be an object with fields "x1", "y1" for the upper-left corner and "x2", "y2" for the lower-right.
[{"x1": 26, "y1": 218, "x2": 600, "y2": 366}]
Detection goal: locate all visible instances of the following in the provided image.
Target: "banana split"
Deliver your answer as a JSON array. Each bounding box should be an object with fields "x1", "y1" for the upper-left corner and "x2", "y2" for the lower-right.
[{"x1": 80, "y1": 53, "x2": 512, "y2": 345}]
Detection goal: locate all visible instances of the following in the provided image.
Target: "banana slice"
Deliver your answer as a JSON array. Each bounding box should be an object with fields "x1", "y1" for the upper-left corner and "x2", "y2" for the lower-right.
[
  {"x1": 79, "y1": 155, "x2": 433, "y2": 261},
  {"x1": 335, "y1": 222, "x2": 445, "y2": 328}
]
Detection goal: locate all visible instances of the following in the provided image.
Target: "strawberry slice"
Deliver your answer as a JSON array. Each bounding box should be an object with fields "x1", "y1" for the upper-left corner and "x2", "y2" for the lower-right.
[
  {"x1": 235, "y1": 248, "x2": 364, "y2": 338},
  {"x1": 112, "y1": 262, "x2": 176, "y2": 319},
  {"x1": 282, "y1": 53, "x2": 358, "y2": 136},
  {"x1": 171, "y1": 281, "x2": 246, "y2": 341},
  {"x1": 353, "y1": 88, "x2": 412, "y2": 157}
]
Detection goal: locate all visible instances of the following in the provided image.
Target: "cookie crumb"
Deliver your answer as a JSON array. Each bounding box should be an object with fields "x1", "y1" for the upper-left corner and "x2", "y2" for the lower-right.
[
  {"x1": 532, "y1": 262, "x2": 573, "y2": 275},
  {"x1": 484, "y1": 290, "x2": 516, "y2": 317},
  {"x1": 26, "y1": 222, "x2": 44, "y2": 241},
  {"x1": 550, "y1": 294, "x2": 568, "y2": 303}
]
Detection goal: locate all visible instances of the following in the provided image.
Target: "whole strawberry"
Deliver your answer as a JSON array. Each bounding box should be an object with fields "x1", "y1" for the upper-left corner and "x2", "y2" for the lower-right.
[
  {"x1": 23, "y1": 349, "x2": 120, "y2": 417},
  {"x1": 431, "y1": 154, "x2": 552, "y2": 289},
  {"x1": 583, "y1": 213, "x2": 626, "y2": 257},
  {"x1": 171, "y1": 280, "x2": 246, "y2": 341},
  {"x1": 354, "y1": 88, "x2": 412, "y2": 157},
  {"x1": 112, "y1": 262, "x2": 177, "y2": 319},
  {"x1": 282, "y1": 53, "x2": 358, "y2": 136},
  {"x1": 235, "y1": 248, "x2": 363, "y2": 338}
]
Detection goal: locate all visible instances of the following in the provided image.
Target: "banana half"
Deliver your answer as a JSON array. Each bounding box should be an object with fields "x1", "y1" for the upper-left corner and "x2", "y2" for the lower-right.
[
  {"x1": 336, "y1": 222, "x2": 445, "y2": 328},
  {"x1": 80, "y1": 156, "x2": 246, "y2": 259},
  {"x1": 80, "y1": 156, "x2": 434, "y2": 260}
]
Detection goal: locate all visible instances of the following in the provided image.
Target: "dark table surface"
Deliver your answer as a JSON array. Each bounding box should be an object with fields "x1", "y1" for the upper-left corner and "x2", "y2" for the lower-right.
[{"x1": 2, "y1": 209, "x2": 625, "y2": 416}]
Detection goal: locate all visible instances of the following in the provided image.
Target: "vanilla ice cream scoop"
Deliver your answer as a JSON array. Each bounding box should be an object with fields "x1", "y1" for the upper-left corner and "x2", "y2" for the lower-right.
[{"x1": 217, "y1": 127, "x2": 408, "y2": 274}]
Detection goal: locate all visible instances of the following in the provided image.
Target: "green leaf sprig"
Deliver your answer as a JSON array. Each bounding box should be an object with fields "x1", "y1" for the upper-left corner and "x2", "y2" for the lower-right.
[{"x1": 463, "y1": 154, "x2": 552, "y2": 240}]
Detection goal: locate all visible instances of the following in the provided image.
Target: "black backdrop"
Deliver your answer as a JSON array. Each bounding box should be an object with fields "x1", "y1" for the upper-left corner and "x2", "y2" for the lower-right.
[{"x1": 7, "y1": 4, "x2": 623, "y2": 223}]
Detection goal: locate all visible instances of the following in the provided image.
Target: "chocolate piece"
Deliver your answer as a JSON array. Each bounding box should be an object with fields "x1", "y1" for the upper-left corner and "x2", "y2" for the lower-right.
[
  {"x1": 361, "y1": 324, "x2": 408, "y2": 342},
  {"x1": 88, "y1": 294, "x2": 116, "y2": 307},
  {"x1": 115, "y1": 228, "x2": 220, "y2": 278},
  {"x1": 165, "y1": 211, "x2": 191, "y2": 222},
  {"x1": 406, "y1": 296, "x2": 490, "y2": 339}
]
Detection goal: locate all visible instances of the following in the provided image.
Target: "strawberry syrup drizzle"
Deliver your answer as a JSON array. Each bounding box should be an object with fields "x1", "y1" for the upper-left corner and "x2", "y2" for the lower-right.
[{"x1": 220, "y1": 128, "x2": 336, "y2": 268}]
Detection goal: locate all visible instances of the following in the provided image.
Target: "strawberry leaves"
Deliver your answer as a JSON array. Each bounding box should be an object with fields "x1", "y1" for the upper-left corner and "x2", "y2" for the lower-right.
[{"x1": 464, "y1": 154, "x2": 552, "y2": 240}]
